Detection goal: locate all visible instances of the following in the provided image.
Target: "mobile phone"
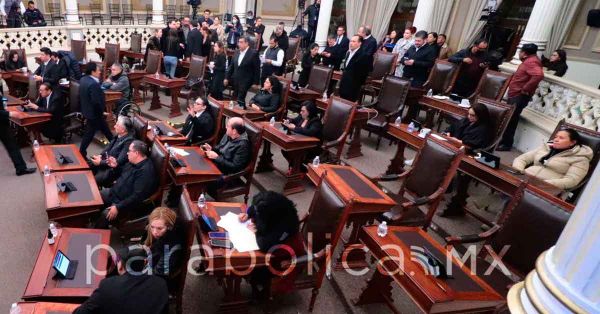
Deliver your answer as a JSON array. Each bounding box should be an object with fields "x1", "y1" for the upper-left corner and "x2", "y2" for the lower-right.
[
  {"x1": 209, "y1": 239, "x2": 233, "y2": 249},
  {"x1": 208, "y1": 231, "x2": 228, "y2": 239}
]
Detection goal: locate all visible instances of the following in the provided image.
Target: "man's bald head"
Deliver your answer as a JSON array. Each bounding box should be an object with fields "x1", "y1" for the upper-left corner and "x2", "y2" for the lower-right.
[{"x1": 226, "y1": 117, "x2": 245, "y2": 138}]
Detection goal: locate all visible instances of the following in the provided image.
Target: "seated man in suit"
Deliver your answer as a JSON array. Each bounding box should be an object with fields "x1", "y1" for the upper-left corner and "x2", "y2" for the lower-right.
[
  {"x1": 73, "y1": 246, "x2": 169, "y2": 314},
  {"x1": 401, "y1": 30, "x2": 437, "y2": 87},
  {"x1": 202, "y1": 117, "x2": 251, "y2": 174},
  {"x1": 181, "y1": 97, "x2": 215, "y2": 145},
  {"x1": 224, "y1": 36, "x2": 261, "y2": 108},
  {"x1": 90, "y1": 116, "x2": 135, "y2": 188},
  {"x1": 95, "y1": 140, "x2": 157, "y2": 229},
  {"x1": 33, "y1": 47, "x2": 60, "y2": 87},
  {"x1": 338, "y1": 34, "x2": 373, "y2": 102},
  {"x1": 24, "y1": 82, "x2": 63, "y2": 142}
]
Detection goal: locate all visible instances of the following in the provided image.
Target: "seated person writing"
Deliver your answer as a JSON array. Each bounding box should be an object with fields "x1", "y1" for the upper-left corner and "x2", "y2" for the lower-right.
[
  {"x1": 443, "y1": 102, "x2": 491, "y2": 152},
  {"x1": 248, "y1": 75, "x2": 282, "y2": 113},
  {"x1": 5, "y1": 50, "x2": 25, "y2": 70},
  {"x1": 181, "y1": 97, "x2": 215, "y2": 145},
  {"x1": 95, "y1": 140, "x2": 158, "y2": 229},
  {"x1": 73, "y1": 246, "x2": 169, "y2": 314},
  {"x1": 90, "y1": 116, "x2": 134, "y2": 188},
  {"x1": 143, "y1": 207, "x2": 184, "y2": 282},
  {"x1": 202, "y1": 117, "x2": 251, "y2": 174},
  {"x1": 24, "y1": 82, "x2": 64, "y2": 143},
  {"x1": 512, "y1": 128, "x2": 593, "y2": 191},
  {"x1": 238, "y1": 191, "x2": 303, "y2": 300},
  {"x1": 102, "y1": 63, "x2": 131, "y2": 115}
]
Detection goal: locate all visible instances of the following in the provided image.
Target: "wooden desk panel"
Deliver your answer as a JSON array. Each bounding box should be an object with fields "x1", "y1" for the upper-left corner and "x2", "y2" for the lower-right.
[
  {"x1": 7, "y1": 106, "x2": 51, "y2": 127},
  {"x1": 144, "y1": 74, "x2": 186, "y2": 118},
  {"x1": 23, "y1": 228, "x2": 110, "y2": 302},
  {"x1": 34, "y1": 144, "x2": 89, "y2": 173},
  {"x1": 288, "y1": 87, "x2": 321, "y2": 102},
  {"x1": 221, "y1": 101, "x2": 265, "y2": 120},
  {"x1": 168, "y1": 146, "x2": 222, "y2": 185},
  {"x1": 17, "y1": 301, "x2": 81, "y2": 313},
  {"x1": 146, "y1": 120, "x2": 187, "y2": 145},
  {"x1": 5, "y1": 94, "x2": 26, "y2": 106},
  {"x1": 257, "y1": 121, "x2": 320, "y2": 151}
]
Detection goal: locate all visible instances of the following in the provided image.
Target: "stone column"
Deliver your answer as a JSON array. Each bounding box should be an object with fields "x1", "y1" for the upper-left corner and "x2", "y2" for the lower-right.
[
  {"x1": 507, "y1": 164, "x2": 600, "y2": 313},
  {"x1": 412, "y1": 0, "x2": 434, "y2": 31},
  {"x1": 64, "y1": 0, "x2": 79, "y2": 25},
  {"x1": 314, "y1": 0, "x2": 334, "y2": 50},
  {"x1": 510, "y1": 0, "x2": 564, "y2": 64},
  {"x1": 234, "y1": 0, "x2": 247, "y2": 25},
  {"x1": 152, "y1": 0, "x2": 165, "y2": 25}
]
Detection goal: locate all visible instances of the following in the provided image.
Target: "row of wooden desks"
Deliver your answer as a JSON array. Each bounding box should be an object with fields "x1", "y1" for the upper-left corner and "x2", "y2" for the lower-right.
[{"x1": 144, "y1": 73, "x2": 186, "y2": 118}]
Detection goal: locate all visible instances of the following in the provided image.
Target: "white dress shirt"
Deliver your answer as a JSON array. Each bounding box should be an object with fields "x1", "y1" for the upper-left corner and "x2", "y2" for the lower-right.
[
  {"x1": 238, "y1": 47, "x2": 249, "y2": 66},
  {"x1": 262, "y1": 47, "x2": 285, "y2": 67}
]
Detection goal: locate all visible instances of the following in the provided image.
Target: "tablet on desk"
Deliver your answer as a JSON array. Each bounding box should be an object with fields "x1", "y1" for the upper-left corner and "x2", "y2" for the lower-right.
[{"x1": 52, "y1": 250, "x2": 78, "y2": 280}]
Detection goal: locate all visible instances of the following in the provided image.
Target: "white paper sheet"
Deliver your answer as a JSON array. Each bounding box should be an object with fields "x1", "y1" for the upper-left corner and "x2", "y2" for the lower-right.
[
  {"x1": 216, "y1": 212, "x2": 259, "y2": 252},
  {"x1": 171, "y1": 148, "x2": 190, "y2": 156}
]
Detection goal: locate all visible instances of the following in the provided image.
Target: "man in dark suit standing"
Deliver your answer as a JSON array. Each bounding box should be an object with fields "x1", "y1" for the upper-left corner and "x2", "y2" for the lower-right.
[
  {"x1": 185, "y1": 21, "x2": 203, "y2": 58},
  {"x1": 358, "y1": 26, "x2": 377, "y2": 57},
  {"x1": 401, "y1": 30, "x2": 437, "y2": 87},
  {"x1": 33, "y1": 47, "x2": 60, "y2": 88},
  {"x1": 73, "y1": 246, "x2": 169, "y2": 314},
  {"x1": 333, "y1": 25, "x2": 349, "y2": 56},
  {"x1": 0, "y1": 107, "x2": 36, "y2": 176},
  {"x1": 79, "y1": 62, "x2": 113, "y2": 156},
  {"x1": 338, "y1": 35, "x2": 373, "y2": 102},
  {"x1": 24, "y1": 82, "x2": 63, "y2": 142},
  {"x1": 225, "y1": 36, "x2": 260, "y2": 108},
  {"x1": 303, "y1": 0, "x2": 320, "y2": 44}
]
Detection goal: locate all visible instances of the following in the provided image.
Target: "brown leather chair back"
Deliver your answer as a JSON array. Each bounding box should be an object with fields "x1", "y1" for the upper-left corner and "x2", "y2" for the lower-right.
[
  {"x1": 307, "y1": 65, "x2": 333, "y2": 94},
  {"x1": 491, "y1": 186, "x2": 572, "y2": 275},
  {"x1": 132, "y1": 113, "x2": 149, "y2": 140},
  {"x1": 173, "y1": 188, "x2": 197, "y2": 305},
  {"x1": 187, "y1": 55, "x2": 206, "y2": 80},
  {"x1": 241, "y1": 119, "x2": 263, "y2": 180},
  {"x1": 377, "y1": 75, "x2": 410, "y2": 115},
  {"x1": 3, "y1": 49, "x2": 28, "y2": 68},
  {"x1": 477, "y1": 98, "x2": 515, "y2": 152},
  {"x1": 207, "y1": 96, "x2": 224, "y2": 146},
  {"x1": 472, "y1": 69, "x2": 512, "y2": 101},
  {"x1": 370, "y1": 51, "x2": 398, "y2": 81},
  {"x1": 146, "y1": 50, "x2": 163, "y2": 74},
  {"x1": 69, "y1": 80, "x2": 81, "y2": 113},
  {"x1": 254, "y1": 33, "x2": 262, "y2": 51},
  {"x1": 149, "y1": 142, "x2": 168, "y2": 201},
  {"x1": 286, "y1": 37, "x2": 301, "y2": 62},
  {"x1": 71, "y1": 40, "x2": 87, "y2": 62},
  {"x1": 404, "y1": 137, "x2": 462, "y2": 198},
  {"x1": 104, "y1": 43, "x2": 120, "y2": 71},
  {"x1": 130, "y1": 33, "x2": 143, "y2": 53},
  {"x1": 274, "y1": 76, "x2": 290, "y2": 120},
  {"x1": 423, "y1": 60, "x2": 460, "y2": 95},
  {"x1": 28, "y1": 75, "x2": 39, "y2": 102},
  {"x1": 322, "y1": 96, "x2": 356, "y2": 144}
]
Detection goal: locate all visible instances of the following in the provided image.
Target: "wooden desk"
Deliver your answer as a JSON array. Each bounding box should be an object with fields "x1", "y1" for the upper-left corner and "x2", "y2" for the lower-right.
[
  {"x1": 43, "y1": 170, "x2": 103, "y2": 227},
  {"x1": 418, "y1": 95, "x2": 469, "y2": 127},
  {"x1": 315, "y1": 97, "x2": 371, "y2": 159},
  {"x1": 23, "y1": 228, "x2": 111, "y2": 302},
  {"x1": 255, "y1": 121, "x2": 320, "y2": 195},
  {"x1": 182, "y1": 192, "x2": 266, "y2": 313},
  {"x1": 146, "y1": 120, "x2": 187, "y2": 145},
  {"x1": 16, "y1": 301, "x2": 81, "y2": 313},
  {"x1": 127, "y1": 70, "x2": 147, "y2": 103},
  {"x1": 103, "y1": 90, "x2": 122, "y2": 130},
  {"x1": 144, "y1": 74, "x2": 186, "y2": 118},
  {"x1": 220, "y1": 100, "x2": 266, "y2": 120},
  {"x1": 95, "y1": 47, "x2": 144, "y2": 61},
  {"x1": 5, "y1": 94, "x2": 26, "y2": 106},
  {"x1": 33, "y1": 144, "x2": 89, "y2": 173},
  {"x1": 167, "y1": 146, "x2": 222, "y2": 200},
  {"x1": 288, "y1": 86, "x2": 322, "y2": 102},
  {"x1": 7, "y1": 106, "x2": 52, "y2": 145},
  {"x1": 354, "y1": 226, "x2": 504, "y2": 313}
]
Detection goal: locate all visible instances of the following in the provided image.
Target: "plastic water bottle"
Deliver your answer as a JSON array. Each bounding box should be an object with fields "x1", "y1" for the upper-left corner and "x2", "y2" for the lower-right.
[
  {"x1": 377, "y1": 221, "x2": 388, "y2": 237},
  {"x1": 154, "y1": 71, "x2": 160, "y2": 79},
  {"x1": 10, "y1": 303, "x2": 21, "y2": 314},
  {"x1": 33, "y1": 140, "x2": 40, "y2": 151},
  {"x1": 49, "y1": 223, "x2": 58, "y2": 237},
  {"x1": 394, "y1": 116, "x2": 402, "y2": 126},
  {"x1": 322, "y1": 91, "x2": 328, "y2": 100},
  {"x1": 407, "y1": 122, "x2": 415, "y2": 133},
  {"x1": 229, "y1": 100, "x2": 235, "y2": 109},
  {"x1": 47, "y1": 228, "x2": 55, "y2": 245},
  {"x1": 197, "y1": 193, "x2": 206, "y2": 209},
  {"x1": 269, "y1": 116, "x2": 275, "y2": 126},
  {"x1": 43, "y1": 165, "x2": 50, "y2": 177},
  {"x1": 312, "y1": 156, "x2": 320, "y2": 167},
  {"x1": 427, "y1": 89, "x2": 433, "y2": 97}
]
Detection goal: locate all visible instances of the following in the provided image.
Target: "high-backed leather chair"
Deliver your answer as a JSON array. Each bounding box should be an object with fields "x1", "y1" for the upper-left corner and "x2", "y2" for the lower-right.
[
  {"x1": 288, "y1": 65, "x2": 333, "y2": 113},
  {"x1": 199, "y1": 96, "x2": 224, "y2": 146},
  {"x1": 267, "y1": 172, "x2": 352, "y2": 312},
  {"x1": 27, "y1": 75, "x2": 39, "y2": 102},
  {"x1": 3, "y1": 48, "x2": 28, "y2": 68},
  {"x1": 376, "y1": 137, "x2": 464, "y2": 230},
  {"x1": 211, "y1": 119, "x2": 263, "y2": 203},
  {"x1": 63, "y1": 81, "x2": 85, "y2": 141},
  {"x1": 475, "y1": 98, "x2": 515, "y2": 152},
  {"x1": 284, "y1": 37, "x2": 301, "y2": 78},
  {"x1": 130, "y1": 33, "x2": 143, "y2": 53},
  {"x1": 445, "y1": 184, "x2": 573, "y2": 298},
  {"x1": 171, "y1": 191, "x2": 197, "y2": 314},
  {"x1": 422, "y1": 60, "x2": 460, "y2": 95},
  {"x1": 364, "y1": 76, "x2": 411, "y2": 149},
  {"x1": 103, "y1": 43, "x2": 120, "y2": 77},
  {"x1": 321, "y1": 96, "x2": 356, "y2": 164},
  {"x1": 71, "y1": 40, "x2": 87, "y2": 62},
  {"x1": 468, "y1": 69, "x2": 512, "y2": 102},
  {"x1": 179, "y1": 55, "x2": 207, "y2": 107},
  {"x1": 141, "y1": 50, "x2": 163, "y2": 102},
  {"x1": 132, "y1": 113, "x2": 149, "y2": 141}
]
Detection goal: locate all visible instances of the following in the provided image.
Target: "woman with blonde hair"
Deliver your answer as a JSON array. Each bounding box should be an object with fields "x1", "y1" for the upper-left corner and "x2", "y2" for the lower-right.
[{"x1": 143, "y1": 207, "x2": 184, "y2": 278}]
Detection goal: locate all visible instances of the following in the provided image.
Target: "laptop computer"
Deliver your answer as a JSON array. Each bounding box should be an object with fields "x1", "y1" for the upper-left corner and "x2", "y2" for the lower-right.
[{"x1": 52, "y1": 250, "x2": 78, "y2": 280}]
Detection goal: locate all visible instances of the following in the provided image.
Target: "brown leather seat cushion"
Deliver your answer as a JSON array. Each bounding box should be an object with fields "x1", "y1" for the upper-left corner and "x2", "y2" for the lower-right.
[{"x1": 366, "y1": 114, "x2": 387, "y2": 129}]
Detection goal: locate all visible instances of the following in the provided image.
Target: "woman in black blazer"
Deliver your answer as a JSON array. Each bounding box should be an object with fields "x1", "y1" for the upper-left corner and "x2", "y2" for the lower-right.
[
  {"x1": 200, "y1": 26, "x2": 213, "y2": 57},
  {"x1": 444, "y1": 102, "x2": 492, "y2": 152},
  {"x1": 249, "y1": 76, "x2": 282, "y2": 113},
  {"x1": 297, "y1": 43, "x2": 321, "y2": 87},
  {"x1": 181, "y1": 97, "x2": 215, "y2": 145},
  {"x1": 283, "y1": 100, "x2": 322, "y2": 137},
  {"x1": 5, "y1": 50, "x2": 25, "y2": 70},
  {"x1": 209, "y1": 42, "x2": 227, "y2": 100}
]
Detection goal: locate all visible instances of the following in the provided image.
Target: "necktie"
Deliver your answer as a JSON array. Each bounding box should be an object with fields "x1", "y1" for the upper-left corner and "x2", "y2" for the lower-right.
[{"x1": 337, "y1": 37, "x2": 341, "y2": 45}]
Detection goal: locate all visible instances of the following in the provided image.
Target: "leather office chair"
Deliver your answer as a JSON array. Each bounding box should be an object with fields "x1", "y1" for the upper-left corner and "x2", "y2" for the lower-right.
[
  {"x1": 63, "y1": 81, "x2": 85, "y2": 142},
  {"x1": 361, "y1": 51, "x2": 398, "y2": 101},
  {"x1": 288, "y1": 65, "x2": 333, "y2": 114},
  {"x1": 321, "y1": 96, "x2": 356, "y2": 164},
  {"x1": 284, "y1": 37, "x2": 301, "y2": 79},
  {"x1": 422, "y1": 60, "x2": 460, "y2": 95},
  {"x1": 479, "y1": 98, "x2": 515, "y2": 152},
  {"x1": 70, "y1": 40, "x2": 87, "y2": 62},
  {"x1": 103, "y1": 43, "x2": 120, "y2": 78},
  {"x1": 211, "y1": 119, "x2": 263, "y2": 203},
  {"x1": 141, "y1": 50, "x2": 163, "y2": 102},
  {"x1": 267, "y1": 172, "x2": 352, "y2": 312},
  {"x1": 130, "y1": 33, "x2": 143, "y2": 53},
  {"x1": 375, "y1": 137, "x2": 464, "y2": 230},
  {"x1": 179, "y1": 55, "x2": 206, "y2": 107},
  {"x1": 363, "y1": 76, "x2": 410, "y2": 150},
  {"x1": 132, "y1": 113, "x2": 149, "y2": 141},
  {"x1": 445, "y1": 184, "x2": 573, "y2": 298},
  {"x1": 468, "y1": 69, "x2": 512, "y2": 102},
  {"x1": 26, "y1": 75, "x2": 39, "y2": 102},
  {"x1": 3, "y1": 48, "x2": 28, "y2": 68}
]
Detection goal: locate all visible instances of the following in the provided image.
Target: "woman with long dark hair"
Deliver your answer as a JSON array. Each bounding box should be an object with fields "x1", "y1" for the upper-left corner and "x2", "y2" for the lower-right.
[
  {"x1": 5, "y1": 50, "x2": 24, "y2": 70},
  {"x1": 209, "y1": 41, "x2": 227, "y2": 100},
  {"x1": 283, "y1": 100, "x2": 322, "y2": 137},
  {"x1": 249, "y1": 75, "x2": 282, "y2": 113},
  {"x1": 297, "y1": 43, "x2": 320, "y2": 88},
  {"x1": 381, "y1": 29, "x2": 399, "y2": 52},
  {"x1": 541, "y1": 49, "x2": 568, "y2": 77},
  {"x1": 444, "y1": 102, "x2": 492, "y2": 151},
  {"x1": 225, "y1": 15, "x2": 243, "y2": 49},
  {"x1": 200, "y1": 26, "x2": 212, "y2": 57}
]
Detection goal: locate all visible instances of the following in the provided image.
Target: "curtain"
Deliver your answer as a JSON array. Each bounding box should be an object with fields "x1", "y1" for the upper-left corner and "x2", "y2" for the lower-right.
[
  {"x1": 371, "y1": 0, "x2": 400, "y2": 41},
  {"x1": 345, "y1": 0, "x2": 365, "y2": 39},
  {"x1": 429, "y1": 0, "x2": 455, "y2": 33},
  {"x1": 546, "y1": 0, "x2": 582, "y2": 54},
  {"x1": 458, "y1": 0, "x2": 503, "y2": 50}
]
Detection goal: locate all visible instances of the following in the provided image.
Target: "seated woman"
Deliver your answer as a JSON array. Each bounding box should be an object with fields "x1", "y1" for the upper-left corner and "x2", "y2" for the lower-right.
[
  {"x1": 238, "y1": 191, "x2": 304, "y2": 300},
  {"x1": 143, "y1": 207, "x2": 185, "y2": 282},
  {"x1": 249, "y1": 75, "x2": 282, "y2": 113},
  {"x1": 297, "y1": 43, "x2": 320, "y2": 88},
  {"x1": 181, "y1": 97, "x2": 215, "y2": 145},
  {"x1": 541, "y1": 49, "x2": 568, "y2": 77},
  {"x1": 5, "y1": 50, "x2": 24, "y2": 70},
  {"x1": 444, "y1": 102, "x2": 492, "y2": 152},
  {"x1": 102, "y1": 63, "x2": 131, "y2": 115},
  {"x1": 380, "y1": 29, "x2": 399, "y2": 52},
  {"x1": 512, "y1": 128, "x2": 593, "y2": 190},
  {"x1": 282, "y1": 100, "x2": 322, "y2": 137}
]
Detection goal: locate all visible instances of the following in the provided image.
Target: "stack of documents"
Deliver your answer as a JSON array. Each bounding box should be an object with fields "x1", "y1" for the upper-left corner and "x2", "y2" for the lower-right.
[{"x1": 216, "y1": 212, "x2": 259, "y2": 252}]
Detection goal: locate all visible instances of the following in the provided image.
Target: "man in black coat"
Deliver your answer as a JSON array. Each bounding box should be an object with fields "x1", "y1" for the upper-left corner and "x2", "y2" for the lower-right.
[
  {"x1": 333, "y1": 25, "x2": 350, "y2": 57},
  {"x1": 0, "y1": 108, "x2": 36, "y2": 176},
  {"x1": 303, "y1": 0, "x2": 320, "y2": 44},
  {"x1": 95, "y1": 140, "x2": 157, "y2": 229},
  {"x1": 33, "y1": 47, "x2": 60, "y2": 88},
  {"x1": 338, "y1": 35, "x2": 373, "y2": 102},
  {"x1": 185, "y1": 21, "x2": 203, "y2": 58},
  {"x1": 401, "y1": 30, "x2": 437, "y2": 87},
  {"x1": 202, "y1": 117, "x2": 250, "y2": 174},
  {"x1": 89, "y1": 116, "x2": 135, "y2": 187},
  {"x1": 225, "y1": 36, "x2": 260, "y2": 108},
  {"x1": 24, "y1": 82, "x2": 63, "y2": 142},
  {"x1": 358, "y1": 26, "x2": 377, "y2": 57},
  {"x1": 73, "y1": 246, "x2": 169, "y2": 314},
  {"x1": 321, "y1": 36, "x2": 342, "y2": 70},
  {"x1": 79, "y1": 62, "x2": 114, "y2": 156}
]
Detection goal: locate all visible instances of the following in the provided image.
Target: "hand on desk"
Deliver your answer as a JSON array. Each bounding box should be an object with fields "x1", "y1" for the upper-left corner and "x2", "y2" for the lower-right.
[
  {"x1": 201, "y1": 143, "x2": 212, "y2": 151},
  {"x1": 282, "y1": 120, "x2": 295, "y2": 130},
  {"x1": 206, "y1": 151, "x2": 219, "y2": 159},
  {"x1": 247, "y1": 221, "x2": 256, "y2": 233},
  {"x1": 25, "y1": 103, "x2": 39, "y2": 110},
  {"x1": 250, "y1": 104, "x2": 261, "y2": 111},
  {"x1": 106, "y1": 205, "x2": 118, "y2": 221},
  {"x1": 238, "y1": 212, "x2": 248, "y2": 222}
]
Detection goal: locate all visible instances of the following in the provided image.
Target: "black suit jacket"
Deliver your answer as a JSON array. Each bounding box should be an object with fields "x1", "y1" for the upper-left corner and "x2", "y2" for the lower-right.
[
  {"x1": 339, "y1": 48, "x2": 373, "y2": 101},
  {"x1": 226, "y1": 48, "x2": 260, "y2": 88},
  {"x1": 100, "y1": 133, "x2": 134, "y2": 168},
  {"x1": 109, "y1": 158, "x2": 157, "y2": 213},
  {"x1": 34, "y1": 61, "x2": 61, "y2": 87},
  {"x1": 181, "y1": 110, "x2": 215, "y2": 144},
  {"x1": 334, "y1": 36, "x2": 349, "y2": 56},
  {"x1": 79, "y1": 75, "x2": 106, "y2": 120},
  {"x1": 401, "y1": 44, "x2": 437, "y2": 87},
  {"x1": 185, "y1": 28, "x2": 203, "y2": 58},
  {"x1": 35, "y1": 92, "x2": 64, "y2": 139},
  {"x1": 73, "y1": 274, "x2": 168, "y2": 314},
  {"x1": 363, "y1": 36, "x2": 378, "y2": 57}
]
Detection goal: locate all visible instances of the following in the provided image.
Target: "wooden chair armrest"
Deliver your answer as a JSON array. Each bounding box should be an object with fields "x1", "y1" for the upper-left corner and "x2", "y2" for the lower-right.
[
  {"x1": 444, "y1": 224, "x2": 501, "y2": 246},
  {"x1": 221, "y1": 169, "x2": 247, "y2": 183},
  {"x1": 372, "y1": 168, "x2": 412, "y2": 182},
  {"x1": 280, "y1": 248, "x2": 327, "y2": 268}
]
